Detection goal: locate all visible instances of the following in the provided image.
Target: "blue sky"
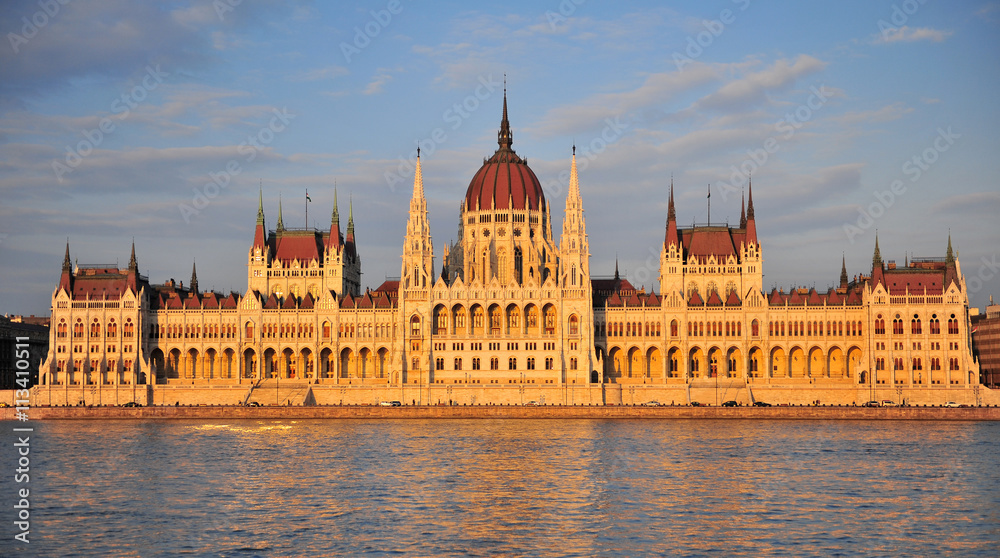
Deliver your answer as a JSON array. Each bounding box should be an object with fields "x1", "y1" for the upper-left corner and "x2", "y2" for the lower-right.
[{"x1": 2, "y1": 0, "x2": 999, "y2": 315}]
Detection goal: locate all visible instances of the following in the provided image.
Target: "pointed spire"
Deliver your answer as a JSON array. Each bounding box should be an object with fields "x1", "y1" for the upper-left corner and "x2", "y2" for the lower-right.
[
  {"x1": 413, "y1": 147, "x2": 424, "y2": 201},
  {"x1": 190, "y1": 260, "x2": 199, "y2": 295},
  {"x1": 128, "y1": 239, "x2": 138, "y2": 272},
  {"x1": 63, "y1": 240, "x2": 72, "y2": 271},
  {"x1": 873, "y1": 232, "x2": 882, "y2": 266},
  {"x1": 498, "y1": 76, "x2": 512, "y2": 150},
  {"x1": 332, "y1": 186, "x2": 340, "y2": 225},
  {"x1": 745, "y1": 177, "x2": 758, "y2": 245},
  {"x1": 276, "y1": 196, "x2": 285, "y2": 232},
  {"x1": 739, "y1": 190, "x2": 747, "y2": 229},
  {"x1": 665, "y1": 178, "x2": 679, "y2": 248},
  {"x1": 347, "y1": 195, "x2": 355, "y2": 236},
  {"x1": 840, "y1": 254, "x2": 848, "y2": 288},
  {"x1": 257, "y1": 187, "x2": 265, "y2": 225},
  {"x1": 946, "y1": 230, "x2": 955, "y2": 264},
  {"x1": 567, "y1": 144, "x2": 580, "y2": 204},
  {"x1": 614, "y1": 256, "x2": 620, "y2": 281}
]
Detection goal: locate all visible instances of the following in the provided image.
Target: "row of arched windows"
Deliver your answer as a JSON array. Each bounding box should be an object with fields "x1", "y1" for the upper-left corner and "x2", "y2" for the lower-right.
[
  {"x1": 60, "y1": 318, "x2": 134, "y2": 339},
  {"x1": 875, "y1": 314, "x2": 960, "y2": 335},
  {"x1": 769, "y1": 320, "x2": 861, "y2": 337},
  {"x1": 598, "y1": 321, "x2": 662, "y2": 338},
  {"x1": 153, "y1": 323, "x2": 236, "y2": 339}
]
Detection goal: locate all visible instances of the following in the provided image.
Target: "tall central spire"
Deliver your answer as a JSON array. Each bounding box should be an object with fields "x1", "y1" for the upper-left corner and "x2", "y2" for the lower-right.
[{"x1": 498, "y1": 75, "x2": 512, "y2": 150}]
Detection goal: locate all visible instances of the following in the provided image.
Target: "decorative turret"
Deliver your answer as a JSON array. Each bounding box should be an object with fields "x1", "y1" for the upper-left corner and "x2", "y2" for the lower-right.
[
  {"x1": 253, "y1": 188, "x2": 267, "y2": 250},
  {"x1": 745, "y1": 179, "x2": 758, "y2": 246},
  {"x1": 128, "y1": 239, "x2": 138, "y2": 273},
  {"x1": 946, "y1": 231, "x2": 955, "y2": 265},
  {"x1": 401, "y1": 149, "x2": 433, "y2": 290},
  {"x1": 276, "y1": 197, "x2": 285, "y2": 233},
  {"x1": 560, "y1": 145, "x2": 590, "y2": 288},
  {"x1": 665, "y1": 179, "x2": 679, "y2": 249},
  {"x1": 739, "y1": 190, "x2": 747, "y2": 229},
  {"x1": 327, "y1": 188, "x2": 342, "y2": 251},
  {"x1": 872, "y1": 233, "x2": 885, "y2": 287},
  {"x1": 840, "y1": 254, "x2": 848, "y2": 289},
  {"x1": 59, "y1": 240, "x2": 73, "y2": 292},
  {"x1": 190, "y1": 261, "x2": 199, "y2": 295}
]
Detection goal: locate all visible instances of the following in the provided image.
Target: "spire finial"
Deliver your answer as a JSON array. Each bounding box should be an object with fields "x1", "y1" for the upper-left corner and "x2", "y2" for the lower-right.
[
  {"x1": 63, "y1": 239, "x2": 72, "y2": 271},
  {"x1": 276, "y1": 195, "x2": 285, "y2": 232},
  {"x1": 746, "y1": 175, "x2": 755, "y2": 220},
  {"x1": 129, "y1": 238, "x2": 137, "y2": 271},
  {"x1": 840, "y1": 253, "x2": 848, "y2": 288},
  {"x1": 190, "y1": 260, "x2": 199, "y2": 294},
  {"x1": 567, "y1": 145, "x2": 580, "y2": 203},
  {"x1": 347, "y1": 195, "x2": 355, "y2": 236},
  {"x1": 614, "y1": 256, "x2": 620, "y2": 281},
  {"x1": 873, "y1": 231, "x2": 882, "y2": 266},
  {"x1": 257, "y1": 185, "x2": 265, "y2": 225},
  {"x1": 946, "y1": 229, "x2": 955, "y2": 264},
  {"x1": 498, "y1": 77, "x2": 512, "y2": 149},
  {"x1": 740, "y1": 189, "x2": 747, "y2": 228},
  {"x1": 332, "y1": 183, "x2": 340, "y2": 224}
]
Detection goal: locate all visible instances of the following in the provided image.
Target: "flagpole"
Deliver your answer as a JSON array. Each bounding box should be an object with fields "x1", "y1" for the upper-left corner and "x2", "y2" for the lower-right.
[{"x1": 707, "y1": 183, "x2": 711, "y2": 225}]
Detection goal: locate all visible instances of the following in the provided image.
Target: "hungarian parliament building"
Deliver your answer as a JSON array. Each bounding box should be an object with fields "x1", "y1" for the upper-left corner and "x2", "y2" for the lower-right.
[{"x1": 35, "y1": 93, "x2": 986, "y2": 406}]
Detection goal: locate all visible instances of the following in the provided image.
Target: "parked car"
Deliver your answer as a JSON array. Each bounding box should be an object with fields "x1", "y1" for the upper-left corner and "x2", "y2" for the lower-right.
[
  {"x1": 245, "y1": 401, "x2": 261, "y2": 407},
  {"x1": 690, "y1": 401, "x2": 702, "y2": 407},
  {"x1": 863, "y1": 401, "x2": 880, "y2": 407},
  {"x1": 722, "y1": 400, "x2": 739, "y2": 407},
  {"x1": 880, "y1": 400, "x2": 896, "y2": 407},
  {"x1": 644, "y1": 401, "x2": 661, "y2": 407},
  {"x1": 122, "y1": 401, "x2": 142, "y2": 407},
  {"x1": 752, "y1": 401, "x2": 771, "y2": 407},
  {"x1": 525, "y1": 401, "x2": 539, "y2": 406},
  {"x1": 379, "y1": 401, "x2": 394, "y2": 407},
  {"x1": 944, "y1": 401, "x2": 960, "y2": 407}
]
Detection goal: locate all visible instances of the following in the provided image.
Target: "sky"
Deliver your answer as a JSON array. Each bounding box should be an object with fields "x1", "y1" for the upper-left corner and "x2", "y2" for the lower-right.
[{"x1": 1, "y1": 0, "x2": 999, "y2": 316}]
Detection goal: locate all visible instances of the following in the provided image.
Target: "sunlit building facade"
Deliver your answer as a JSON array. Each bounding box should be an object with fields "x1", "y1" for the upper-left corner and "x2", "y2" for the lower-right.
[{"x1": 35, "y1": 94, "x2": 986, "y2": 405}]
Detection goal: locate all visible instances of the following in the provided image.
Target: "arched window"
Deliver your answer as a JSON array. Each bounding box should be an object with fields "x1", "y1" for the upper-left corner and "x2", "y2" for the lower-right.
[
  {"x1": 245, "y1": 322, "x2": 254, "y2": 338},
  {"x1": 569, "y1": 315, "x2": 579, "y2": 336},
  {"x1": 751, "y1": 319, "x2": 759, "y2": 337},
  {"x1": 911, "y1": 316, "x2": 922, "y2": 335},
  {"x1": 410, "y1": 316, "x2": 421, "y2": 337}
]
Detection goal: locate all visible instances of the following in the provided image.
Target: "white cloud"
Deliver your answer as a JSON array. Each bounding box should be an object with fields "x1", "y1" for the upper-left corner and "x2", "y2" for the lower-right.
[{"x1": 873, "y1": 26, "x2": 952, "y2": 44}]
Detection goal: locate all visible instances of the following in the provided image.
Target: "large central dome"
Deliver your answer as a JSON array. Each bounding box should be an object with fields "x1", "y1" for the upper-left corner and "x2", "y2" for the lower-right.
[{"x1": 464, "y1": 93, "x2": 546, "y2": 212}]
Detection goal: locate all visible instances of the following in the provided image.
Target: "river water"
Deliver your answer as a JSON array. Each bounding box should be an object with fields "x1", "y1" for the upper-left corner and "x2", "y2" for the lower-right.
[{"x1": 2, "y1": 419, "x2": 999, "y2": 556}]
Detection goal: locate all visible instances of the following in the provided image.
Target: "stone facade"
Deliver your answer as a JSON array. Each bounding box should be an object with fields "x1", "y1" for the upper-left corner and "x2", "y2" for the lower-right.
[{"x1": 33, "y1": 94, "x2": 989, "y2": 407}]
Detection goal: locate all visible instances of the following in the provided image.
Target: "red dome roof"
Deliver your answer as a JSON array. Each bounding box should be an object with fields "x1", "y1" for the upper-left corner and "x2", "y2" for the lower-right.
[{"x1": 464, "y1": 93, "x2": 546, "y2": 212}]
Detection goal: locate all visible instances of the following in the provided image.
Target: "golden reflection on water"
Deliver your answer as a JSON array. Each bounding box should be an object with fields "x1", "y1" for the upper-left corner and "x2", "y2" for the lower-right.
[{"x1": 14, "y1": 419, "x2": 1000, "y2": 556}]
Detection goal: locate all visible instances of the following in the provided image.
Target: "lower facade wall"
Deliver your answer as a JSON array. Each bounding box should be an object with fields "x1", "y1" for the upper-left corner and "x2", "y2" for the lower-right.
[{"x1": 15, "y1": 382, "x2": 1000, "y2": 407}]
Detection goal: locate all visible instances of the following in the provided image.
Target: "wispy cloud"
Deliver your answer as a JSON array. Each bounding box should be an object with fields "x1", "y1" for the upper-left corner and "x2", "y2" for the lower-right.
[{"x1": 872, "y1": 26, "x2": 952, "y2": 44}]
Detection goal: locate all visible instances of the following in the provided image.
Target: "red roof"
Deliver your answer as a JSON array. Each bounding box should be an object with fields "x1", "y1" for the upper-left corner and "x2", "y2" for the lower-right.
[
  {"x1": 465, "y1": 157, "x2": 545, "y2": 212},
  {"x1": 725, "y1": 290, "x2": 741, "y2": 306},
  {"x1": 884, "y1": 270, "x2": 944, "y2": 295},
  {"x1": 688, "y1": 290, "x2": 704, "y2": 306},
  {"x1": 71, "y1": 269, "x2": 129, "y2": 300},
  {"x1": 281, "y1": 295, "x2": 297, "y2": 309},
  {"x1": 263, "y1": 293, "x2": 279, "y2": 309},
  {"x1": 705, "y1": 290, "x2": 724, "y2": 306},
  {"x1": 272, "y1": 231, "x2": 323, "y2": 265}
]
